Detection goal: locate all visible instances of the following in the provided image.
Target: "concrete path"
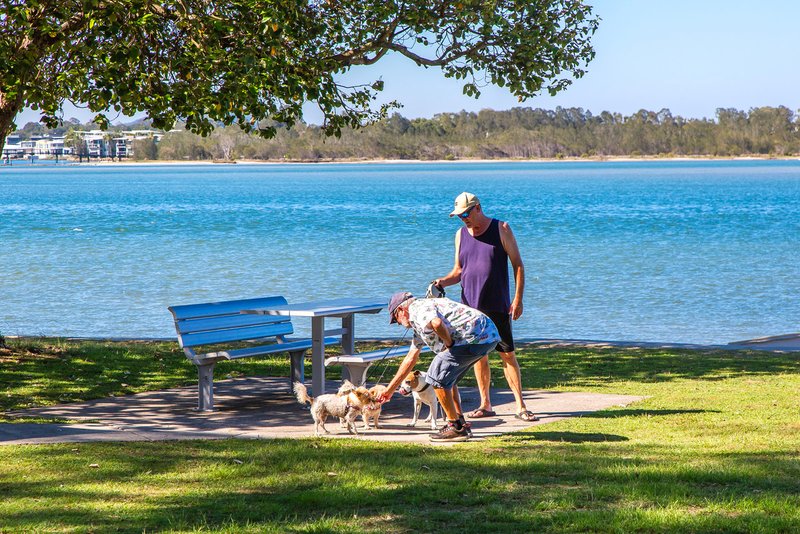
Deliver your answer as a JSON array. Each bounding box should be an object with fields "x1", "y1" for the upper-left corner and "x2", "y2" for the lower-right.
[{"x1": 1, "y1": 377, "x2": 644, "y2": 445}]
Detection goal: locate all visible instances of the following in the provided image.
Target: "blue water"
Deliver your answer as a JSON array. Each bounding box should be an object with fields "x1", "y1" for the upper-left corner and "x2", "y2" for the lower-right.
[{"x1": 2, "y1": 160, "x2": 799, "y2": 344}]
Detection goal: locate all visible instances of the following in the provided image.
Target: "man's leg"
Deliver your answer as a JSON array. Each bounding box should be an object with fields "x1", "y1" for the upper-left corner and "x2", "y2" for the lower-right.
[
  {"x1": 430, "y1": 386, "x2": 470, "y2": 441},
  {"x1": 469, "y1": 355, "x2": 493, "y2": 414},
  {"x1": 428, "y1": 343, "x2": 495, "y2": 440},
  {"x1": 452, "y1": 384, "x2": 463, "y2": 416},
  {"x1": 428, "y1": 352, "x2": 474, "y2": 419},
  {"x1": 498, "y1": 350, "x2": 528, "y2": 414},
  {"x1": 434, "y1": 387, "x2": 459, "y2": 421},
  {"x1": 467, "y1": 310, "x2": 513, "y2": 416}
]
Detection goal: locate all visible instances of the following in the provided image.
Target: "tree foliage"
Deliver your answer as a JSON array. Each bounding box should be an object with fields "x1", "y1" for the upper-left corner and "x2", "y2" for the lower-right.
[{"x1": 0, "y1": 0, "x2": 599, "y2": 149}]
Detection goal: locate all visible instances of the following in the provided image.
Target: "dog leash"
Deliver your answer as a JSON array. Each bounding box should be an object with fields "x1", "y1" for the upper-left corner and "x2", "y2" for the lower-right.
[
  {"x1": 369, "y1": 326, "x2": 411, "y2": 386},
  {"x1": 367, "y1": 281, "x2": 445, "y2": 387}
]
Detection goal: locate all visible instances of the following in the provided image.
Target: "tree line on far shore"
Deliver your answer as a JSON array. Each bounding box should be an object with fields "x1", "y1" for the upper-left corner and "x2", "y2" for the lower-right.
[{"x1": 16, "y1": 105, "x2": 800, "y2": 161}]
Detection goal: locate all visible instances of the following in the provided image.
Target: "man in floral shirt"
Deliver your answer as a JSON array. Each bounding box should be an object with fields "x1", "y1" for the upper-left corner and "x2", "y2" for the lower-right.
[{"x1": 378, "y1": 291, "x2": 499, "y2": 442}]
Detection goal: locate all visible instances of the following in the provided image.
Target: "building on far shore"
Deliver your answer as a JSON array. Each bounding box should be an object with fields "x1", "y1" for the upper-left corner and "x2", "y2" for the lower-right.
[
  {"x1": 2, "y1": 129, "x2": 167, "y2": 161},
  {"x1": 2, "y1": 133, "x2": 68, "y2": 160}
]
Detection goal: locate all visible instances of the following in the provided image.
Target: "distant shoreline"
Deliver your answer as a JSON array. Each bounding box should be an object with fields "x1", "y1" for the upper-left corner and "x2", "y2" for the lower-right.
[
  {"x1": 6, "y1": 335, "x2": 795, "y2": 352},
  {"x1": 19, "y1": 154, "x2": 800, "y2": 166}
]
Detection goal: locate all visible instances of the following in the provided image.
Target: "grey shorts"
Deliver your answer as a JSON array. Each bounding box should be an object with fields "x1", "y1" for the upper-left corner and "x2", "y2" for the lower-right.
[{"x1": 425, "y1": 341, "x2": 499, "y2": 390}]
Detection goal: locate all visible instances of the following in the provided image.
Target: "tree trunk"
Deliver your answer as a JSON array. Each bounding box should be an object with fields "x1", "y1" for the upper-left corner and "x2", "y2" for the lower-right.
[{"x1": 0, "y1": 91, "x2": 24, "y2": 153}]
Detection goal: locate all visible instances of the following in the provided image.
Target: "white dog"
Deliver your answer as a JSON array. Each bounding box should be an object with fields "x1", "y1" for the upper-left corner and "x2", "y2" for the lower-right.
[
  {"x1": 294, "y1": 381, "x2": 372, "y2": 436},
  {"x1": 397, "y1": 370, "x2": 440, "y2": 429}
]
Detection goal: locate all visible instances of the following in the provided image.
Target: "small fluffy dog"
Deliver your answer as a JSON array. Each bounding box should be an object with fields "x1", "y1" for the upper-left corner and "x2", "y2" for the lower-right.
[
  {"x1": 293, "y1": 381, "x2": 373, "y2": 436},
  {"x1": 337, "y1": 381, "x2": 387, "y2": 430},
  {"x1": 398, "y1": 370, "x2": 440, "y2": 429},
  {"x1": 363, "y1": 384, "x2": 388, "y2": 429}
]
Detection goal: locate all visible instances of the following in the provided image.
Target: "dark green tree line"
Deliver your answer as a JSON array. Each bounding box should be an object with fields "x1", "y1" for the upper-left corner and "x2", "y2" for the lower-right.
[
  {"x1": 13, "y1": 105, "x2": 800, "y2": 161},
  {"x1": 148, "y1": 105, "x2": 800, "y2": 160}
]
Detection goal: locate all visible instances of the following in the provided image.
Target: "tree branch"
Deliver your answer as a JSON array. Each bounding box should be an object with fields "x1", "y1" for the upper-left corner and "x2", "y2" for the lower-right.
[{"x1": 326, "y1": 15, "x2": 402, "y2": 66}]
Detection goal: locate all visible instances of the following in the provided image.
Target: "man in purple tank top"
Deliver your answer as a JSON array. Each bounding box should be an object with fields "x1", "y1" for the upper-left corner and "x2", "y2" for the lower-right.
[{"x1": 433, "y1": 192, "x2": 538, "y2": 422}]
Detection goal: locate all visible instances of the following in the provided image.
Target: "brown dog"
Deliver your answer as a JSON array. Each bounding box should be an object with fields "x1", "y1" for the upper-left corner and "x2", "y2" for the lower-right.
[
  {"x1": 362, "y1": 384, "x2": 388, "y2": 429},
  {"x1": 338, "y1": 380, "x2": 387, "y2": 430}
]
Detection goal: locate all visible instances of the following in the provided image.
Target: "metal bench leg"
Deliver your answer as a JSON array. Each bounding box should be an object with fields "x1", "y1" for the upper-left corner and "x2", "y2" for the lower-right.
[
  {"x1": 197, "y1": 362, "x2": 215, "y2": 411},
  {"x1": 342, "y1": 362, "x2": 373, "y2": 386},
  {"x1": 289, "y1": 350, "x2": 305, "y2": 390}
]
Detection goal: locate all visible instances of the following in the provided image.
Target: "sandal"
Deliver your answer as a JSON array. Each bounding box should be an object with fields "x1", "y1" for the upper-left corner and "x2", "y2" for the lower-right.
[
  {"x1": 515, "y1": 410, "x2": 539, "y2": 422},
  {"x1": 467, "y1": 408, "x2": 496, "y2": 418}
]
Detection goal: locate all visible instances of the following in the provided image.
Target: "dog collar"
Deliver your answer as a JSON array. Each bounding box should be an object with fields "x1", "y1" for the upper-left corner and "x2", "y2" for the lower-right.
[{"x1": 416, "y1": 382, "x2": 430, "y2": 393}]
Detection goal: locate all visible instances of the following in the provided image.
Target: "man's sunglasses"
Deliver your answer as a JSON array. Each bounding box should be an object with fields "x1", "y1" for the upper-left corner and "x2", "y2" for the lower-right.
[{"x1": 458, "y1": 206, "x2": 476, "y2": 219}]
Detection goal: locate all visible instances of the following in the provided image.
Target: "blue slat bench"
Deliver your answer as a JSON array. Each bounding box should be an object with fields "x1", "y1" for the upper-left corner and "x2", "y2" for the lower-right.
[
  {"x1": 325, "y1": 345, "x2": 431, "y2": 386},
  {"x1": 168, "y1": 296, "x2": 339, "y2": 411}
]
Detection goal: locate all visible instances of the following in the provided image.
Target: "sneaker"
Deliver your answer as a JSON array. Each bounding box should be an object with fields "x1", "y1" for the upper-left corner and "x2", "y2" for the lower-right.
[
  {"x1": 456, "y1": 415, "x2": 473, "y2": 438},
  {"x1": 463, "y1": 421, "x2": 473, "y2": 438},
  {"x1": 429, "y1": 422, "x2": 470, "y2": 442},
  {"x1": 437, "y1": 421, "x2": 472, "y2": 437}
]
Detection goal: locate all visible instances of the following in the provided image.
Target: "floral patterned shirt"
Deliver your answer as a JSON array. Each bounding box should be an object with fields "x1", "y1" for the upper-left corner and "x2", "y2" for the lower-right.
[{"x1": 407, "y1": 298, "x2": 500, "y2": 353}]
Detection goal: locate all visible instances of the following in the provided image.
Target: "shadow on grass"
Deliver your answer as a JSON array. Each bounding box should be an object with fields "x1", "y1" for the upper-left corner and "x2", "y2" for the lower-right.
[
  {"x1": 580, "y1": 408, "x2": 716, "y2": 418},
  {"x1": 508, "y1": 345, "x2": 800, "y2": 389},
  {"x1": 0, "y1": 338, "x2": 316, "y2": 412},
  {"x1": 514, "y1": 431, "x2": 629, "y2": 443},
  {"x1": 1, "y1": 439, "x2": 798, "y2": 533}
]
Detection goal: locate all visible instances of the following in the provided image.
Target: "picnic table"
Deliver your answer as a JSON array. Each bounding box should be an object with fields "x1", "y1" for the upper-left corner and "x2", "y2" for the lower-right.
[{"x1": 243, "y1": 297, "x2": 385, "y2": 395}]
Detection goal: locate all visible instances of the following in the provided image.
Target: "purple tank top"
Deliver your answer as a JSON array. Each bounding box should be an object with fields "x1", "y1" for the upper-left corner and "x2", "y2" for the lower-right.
[{"x1": 459, "y1": 218, "x2": 510, "y2": 313}]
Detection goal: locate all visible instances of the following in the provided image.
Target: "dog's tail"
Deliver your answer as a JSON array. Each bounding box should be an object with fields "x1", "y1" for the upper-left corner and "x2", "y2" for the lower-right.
[{"x1": 293, "y1": 381, "x2": 313, "y2": 405}]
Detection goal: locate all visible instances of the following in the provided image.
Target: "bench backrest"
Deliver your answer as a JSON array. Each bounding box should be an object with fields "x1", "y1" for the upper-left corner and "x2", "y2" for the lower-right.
[{"x1": 169, "y1": 296, "x2": 293, "y2": 349}]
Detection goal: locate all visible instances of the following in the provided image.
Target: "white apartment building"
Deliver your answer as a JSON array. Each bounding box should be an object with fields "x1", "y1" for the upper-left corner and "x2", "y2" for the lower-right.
[{"x1": 2, "y1": 129, "x2": 166, "y2": 160}]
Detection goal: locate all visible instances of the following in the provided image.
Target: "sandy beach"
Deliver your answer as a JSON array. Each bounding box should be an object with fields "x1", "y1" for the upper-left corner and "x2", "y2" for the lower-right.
[{"x1": 19, "y1": 154, "x2": 800, "y2": 166}]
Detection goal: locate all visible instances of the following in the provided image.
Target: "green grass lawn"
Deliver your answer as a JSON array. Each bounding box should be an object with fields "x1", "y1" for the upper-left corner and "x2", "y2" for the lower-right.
[{"x1": 1, "y1": 338, "x2": 799, "y2": 533}]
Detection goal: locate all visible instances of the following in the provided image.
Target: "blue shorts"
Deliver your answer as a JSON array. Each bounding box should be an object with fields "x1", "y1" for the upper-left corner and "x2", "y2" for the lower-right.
[{"x1": 425, "y1": 342, "x2": 498, "y2": 390}]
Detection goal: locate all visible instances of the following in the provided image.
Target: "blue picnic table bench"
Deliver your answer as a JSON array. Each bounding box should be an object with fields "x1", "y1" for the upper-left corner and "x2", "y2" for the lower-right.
[
  {"x1": 168, "y1": 296, "x2": 339, "y2": 411},
  {"x1": 169, "y1": 295, "x2": 429, "y2": 411}
]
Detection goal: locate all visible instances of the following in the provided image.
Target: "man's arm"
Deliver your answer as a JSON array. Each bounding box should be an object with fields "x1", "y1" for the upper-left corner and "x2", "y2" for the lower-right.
[
  {"x1": 499, "y1": 221, "x2": 525, "y2": 320},
  {"x1": 434, "y1": 229, "x2": 463, "y2": 288},
  {"x1": 378, "y1": 345, "x2": 422, "y2": 402},
  {"x1": 430, "y1": 317, "x2": 453, "y2": 348}
]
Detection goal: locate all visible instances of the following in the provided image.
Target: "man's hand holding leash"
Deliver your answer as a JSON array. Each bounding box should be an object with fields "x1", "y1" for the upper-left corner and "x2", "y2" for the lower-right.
[{"x1": 376, "y1": 388, "x2": 394, "y2": 404}]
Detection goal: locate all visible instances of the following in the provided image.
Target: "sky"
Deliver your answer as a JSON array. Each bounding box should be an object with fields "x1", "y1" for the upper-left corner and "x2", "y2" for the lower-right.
[{"x1": 15, "y1": 0, "x2": 800, "y2": 126}]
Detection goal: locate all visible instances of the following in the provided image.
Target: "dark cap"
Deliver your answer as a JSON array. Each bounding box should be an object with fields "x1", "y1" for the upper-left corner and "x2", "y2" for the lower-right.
[{"x1": 388, "y1": 291, "x2": 414, "y2": 324}]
